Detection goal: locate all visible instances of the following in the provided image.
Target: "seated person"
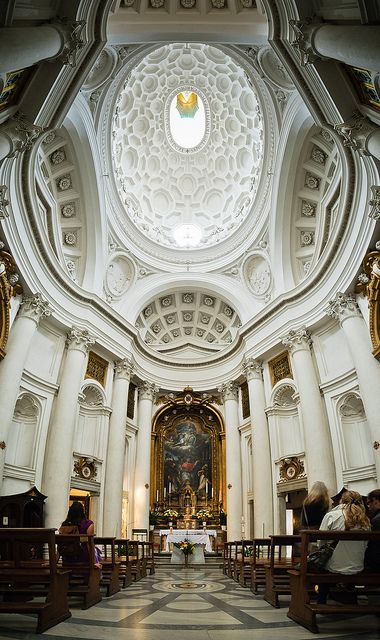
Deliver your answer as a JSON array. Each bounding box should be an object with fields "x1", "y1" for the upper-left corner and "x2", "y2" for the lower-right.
[{"x1": 364, "y1": 489, "x2": 380, "y2": 572}]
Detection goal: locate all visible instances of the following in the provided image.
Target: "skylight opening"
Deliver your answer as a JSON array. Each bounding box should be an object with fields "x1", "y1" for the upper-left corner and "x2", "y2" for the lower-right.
[
  {"x1": 169, "y1": 91, "x2": 205, "y2": 149},
  {"x1": 173, "y1": 224, "x2": 203, "y2": 248}
]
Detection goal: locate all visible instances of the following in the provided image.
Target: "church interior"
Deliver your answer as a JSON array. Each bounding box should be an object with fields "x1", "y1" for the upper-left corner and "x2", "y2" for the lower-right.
[{"x1": 0, "y1": 0, "x2": 380, "y2": 638}]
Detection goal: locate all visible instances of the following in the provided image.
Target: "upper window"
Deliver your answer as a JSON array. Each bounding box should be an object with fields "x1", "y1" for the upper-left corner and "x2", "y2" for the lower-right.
[{"x1": 169, "y1": 91, "x2": 206, "y2": 150}]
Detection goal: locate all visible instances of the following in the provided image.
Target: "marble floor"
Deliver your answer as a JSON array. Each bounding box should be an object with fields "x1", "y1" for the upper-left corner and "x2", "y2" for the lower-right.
[{"x1": 0, "y1": 567, "x2": 379, "y2": 640}]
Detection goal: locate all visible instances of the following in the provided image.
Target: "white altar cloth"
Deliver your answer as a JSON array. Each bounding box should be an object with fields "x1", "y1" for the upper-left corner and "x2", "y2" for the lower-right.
[{"x1": 160, "y1": 530, "x2": 216, "y2": 553}]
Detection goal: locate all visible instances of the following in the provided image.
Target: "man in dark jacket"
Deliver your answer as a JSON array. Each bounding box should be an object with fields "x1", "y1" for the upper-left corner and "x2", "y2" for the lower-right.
[{"x1": 364, "y1": 489, "x2": 380, "y2": 571}]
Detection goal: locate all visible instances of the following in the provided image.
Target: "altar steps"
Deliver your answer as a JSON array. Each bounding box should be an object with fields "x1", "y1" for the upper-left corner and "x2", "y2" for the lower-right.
[{"x1": 154, "y1": 552, "x2": 223, "y2": 568}]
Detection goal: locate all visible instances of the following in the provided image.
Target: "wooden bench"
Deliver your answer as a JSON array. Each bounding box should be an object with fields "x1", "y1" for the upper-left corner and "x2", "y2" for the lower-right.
[
  {"x1": 56, "y1": 533, "x2": 101, "y2": 608},
  {"x1": 0, "y1": 528, "x2": 71, "y2": 633},
  {"x1": 235, "y1": 540, "x2": 253, "y2": 586},
  {"x1": 222, "y1": 541, "x2": 232, "y2": 575},
  {"x1": 264, "y1": 534, "x2": 301, "y2": 607},
  {"x1": 115, "y1": 539, "x2": 142, "y2": 586},
  {"x1": 287, "y1": 529, "x2": 380, "y2": 633},
  {"x1": 250, "y1": 538, "x2": 271, "y2": 593},
  {"x1": 225, "y1": 541, "x2": 240, "y2": 579},
  {"x1": 142, "y1": 541, "x2": 155, "y2": 575},
  {"x1": 94, "y1": 537, "x2": 120, "y2": 596}
]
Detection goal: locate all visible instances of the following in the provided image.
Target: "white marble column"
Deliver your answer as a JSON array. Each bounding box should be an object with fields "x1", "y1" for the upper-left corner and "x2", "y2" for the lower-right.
[
  {"x1": 0, "y1": 26, "x2": 66, "y2": 73},
  {"x1": 218, "y1": 381, "x2": 242, "y2": 541},
  {"x1": 243, "y1": 359, "x2": 273, "y2": 537},
  {"x1": 103, "y1": 358, "x2": 133, "y2": 536},
  {"x1": 291, "y1": 20, "x2": 380, "y2": 71},
  {"x1": 0, "y1": 293, "x2": 50, "y2": 489},
  {"x1": 326, "y1": 292, "x2": 380, "y2": 480},
  {"x1": 133, "y1": 381, "x2": 157, "y2": 532},
  {"x1": 43, "y1": 327, "x2": 95, "y2": 528},
  {"x1": 282, "y1": 327, "x2": 336, "y2": 493}
]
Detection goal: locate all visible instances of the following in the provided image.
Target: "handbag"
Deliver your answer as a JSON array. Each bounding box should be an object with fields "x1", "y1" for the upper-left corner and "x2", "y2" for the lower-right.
[{"x1": 307, "y1": 542, "x2": 336, "y2": 573}]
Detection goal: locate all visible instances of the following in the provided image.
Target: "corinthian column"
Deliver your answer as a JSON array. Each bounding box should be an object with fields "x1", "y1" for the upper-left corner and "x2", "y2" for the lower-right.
[
  {"x1": 42, "y1": 327, "x2": 95, "y2": 528},
  {"x1": 103, "y1": 358, "x2": 134, "y2": 536},
  {"x1": 282, "y1": 327, "x2": 335, "y2": 492},
  {"x1": 218, "y1": 381, "x2": 242, "y2": 541},
  {"x1": 134, "y1": 381, "x2": 157, "y2": 532},
  {"x1": 0, "y1": 293, "x2": 50, "y2": 489},
  {"x1": 326, "y1": 292, "x2": 380, "y2": 479},
  {"x1": 243, "y1": 359, "x2": 273, "y2": 537}
]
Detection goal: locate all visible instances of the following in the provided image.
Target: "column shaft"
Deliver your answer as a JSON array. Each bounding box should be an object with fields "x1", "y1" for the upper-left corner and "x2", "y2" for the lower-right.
[
  {"x1": 0, "y1": 294, "x2": 50, "y2": 489},
  {"x1": 42, "y1": 328, "x2": 95, "y2": 528},
  {"x1": 219, "y1": 382, "x2": 242, "y2": 541},
  {"x1": 327, "y1": 293, "x2": 380, "y2": 479},
  {"x1": 244, "y1": 360, "x2": 273, "y2": 537},
  {"x1": 282, "y1": 328, "x2": 336, "y2": 493},
  {"x1": 312, "y1": 25, "x2": 380, "y2": 71},
  {"x1": 133, "y1": 382, "x2": 156, "y2": 531},
  {"x1": 103, "y1": 359, "x2": 133, "y2": 536},
  {"x1": 0, "y1": 26, "x2": 65, "y2": 73}
]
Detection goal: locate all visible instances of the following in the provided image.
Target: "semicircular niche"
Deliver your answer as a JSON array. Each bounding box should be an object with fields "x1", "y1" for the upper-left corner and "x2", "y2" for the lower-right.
[{"x1": 135, "y1": 291, "x2": 241, "y2": 355}]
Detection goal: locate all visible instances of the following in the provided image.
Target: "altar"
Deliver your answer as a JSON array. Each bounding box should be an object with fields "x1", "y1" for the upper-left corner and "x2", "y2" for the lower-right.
[{"x1": 159, "y1": 529, "x2": 217, "y2": 553}]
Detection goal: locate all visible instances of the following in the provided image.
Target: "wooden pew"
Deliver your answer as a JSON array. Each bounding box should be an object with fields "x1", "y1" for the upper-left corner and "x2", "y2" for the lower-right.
[
  {"x1": 287, "y1": 529, "x2": 380, "y2": 633},
  {"x1": 0, "y1": 528, "x2": 71, "y2": 633},
  {"x1": 115, "y1": 539, "x2": 142, "y2": 586},
  {"x1": 137, "y1": 540, "x2": 147, "y2": 578},
  {"x1": 56, "y1": 533, "x2": 101, "y2": 608},
  {"x1": 226, "y1": 541, "x2": 240, "y2": 579},
  {"x1": 235, "y1": 540, "x2": 254, "y2": 586},
  {"x1": 94, "y1": 537, "x2": 120, "y2": 597},
  {"x1": 250, "y1": 537, "x2": 271, "y2": 594},
  {"x1": 222, "y1": 541, "x2": 232, "y2": 575},
  {"x1": 264, "y1": 534, "x2": 301, "y2": 607},
  {"x1": 143, "y1": 541, "x2": 155, "y2": 575}
]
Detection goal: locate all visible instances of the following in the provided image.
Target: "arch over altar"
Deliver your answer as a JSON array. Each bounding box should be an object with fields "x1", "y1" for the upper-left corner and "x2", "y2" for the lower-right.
[{"x1": 151, "y1": 388, "x2": 225, "y2": 526}]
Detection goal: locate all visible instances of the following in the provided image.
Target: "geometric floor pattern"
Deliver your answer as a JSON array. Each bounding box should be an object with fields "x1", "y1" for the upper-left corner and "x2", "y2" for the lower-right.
[{"x1": 0, "y1": 567, "x2": 379, "y2": 639}]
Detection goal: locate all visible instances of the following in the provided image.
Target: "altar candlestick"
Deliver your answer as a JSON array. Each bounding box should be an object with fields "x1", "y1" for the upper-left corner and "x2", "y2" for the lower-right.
[
  {"x1": 156, "y1": 490, "x2": 159, "y2": 502},
  {"x1": 164, "y1": 487, "x2": 166, "y2": 498},
  {"x1": 169, "y1": 482, "x2": 172, "y2": 494},
  {"x1": 205, "y1": 479, "x2": 208, "y2": 494}
]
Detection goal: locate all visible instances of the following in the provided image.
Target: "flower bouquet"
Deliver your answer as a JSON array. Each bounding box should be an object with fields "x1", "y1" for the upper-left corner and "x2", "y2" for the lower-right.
[
  {"x1": 196, "y1": 509, "x2": 212, "y2": 520},
  {"x1": 174, "y1": 539, "x2": 195, "y2": 566},
  {"x1": 163, "y1": 509, "x2": 179, "y2": 518}
]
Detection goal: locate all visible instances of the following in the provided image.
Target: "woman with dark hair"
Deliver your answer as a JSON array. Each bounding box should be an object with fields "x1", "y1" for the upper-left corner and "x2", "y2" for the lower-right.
[{"x1": 59, "y1": 501, "x2": 101, "y2": 566}]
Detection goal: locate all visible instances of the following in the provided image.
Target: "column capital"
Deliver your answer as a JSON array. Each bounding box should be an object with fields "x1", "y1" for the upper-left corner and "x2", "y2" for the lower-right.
[
  {"x1": 282, "y1": 326, "x2": 312, "y2": 353},
  {"x1": 54, "y1": 19, "x2": 87, "y2": 68},
  {"x1": 0, "y1": 185, "x2": 9, "y2": 219},
  {"x1": 289, "y1": 18, "x2": 321, "y2": 66},
  {"x1": 138, "y1": 380, "x2": 158, "y2": 402},
  {"x1": 242, "y1": 358, "x2": 263, "y2": 381},
  {"x1": 114, "y1": 357, "x2": 134, "y2": 380},
  {"x1": 66, "y1": 326, "x2": 96, "y2": 354},
  {"x1": 334, "y1": 112, "x2": 378, "y2": 156},
  {"x1": 18, "y1": 293, "x2": 51, "y2": 324},
  {"x1": 326, "y1": 291, "x2": 361, "y2": 323},
  {"x1": 369, "y1": 185, "x2": 380, "y2": 221},
  {"x1": 218, "y1": 381, "x2": 239, "y2": 402},
  {"x1": 0, "y1": 112, "x2": 44, "y2": 160}
]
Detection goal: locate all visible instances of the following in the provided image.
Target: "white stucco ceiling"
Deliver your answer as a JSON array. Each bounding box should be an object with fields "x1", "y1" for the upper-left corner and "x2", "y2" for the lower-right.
[{"x1": 111, "y1": 43, "x2": 264, "y2": 250}]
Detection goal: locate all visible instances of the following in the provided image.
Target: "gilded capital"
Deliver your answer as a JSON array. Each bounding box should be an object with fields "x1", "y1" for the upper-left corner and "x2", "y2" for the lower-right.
[
  {"x1": 326, "y1": 291, "x2": 361, "y2": 323},
  {"x1": 218, "y1": 380, "x2": 239, "y2": 402},
  {"x1": 115, "y1": 357, "x2": 134, "y2": 380},
  {"x1": 138, "y1": 380, "x2": 158, "y2": 402},
  {"x1": 242, "y1": 358, "x2": 263, "y2": 381},
  {"x1": 19, "y1": 293, "x2": 51, "y2": 324},
  {"x1": 66, "y1": 326, "x2": 96, "y2": 354},
  {"x1": 281, "y1": 326, "x2": 312, "y2": 353}
]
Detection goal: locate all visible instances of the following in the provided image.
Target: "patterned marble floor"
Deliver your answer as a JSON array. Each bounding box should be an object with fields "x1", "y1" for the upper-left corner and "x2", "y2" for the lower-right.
[{"x1": 0, "y1": 567, "x2": 379, "y2": 640}]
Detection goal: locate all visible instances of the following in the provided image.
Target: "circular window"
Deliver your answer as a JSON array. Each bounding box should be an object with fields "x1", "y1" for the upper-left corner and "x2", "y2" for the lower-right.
[{"x1": 165, "y1": 85, "x2": 211, "y2": 154}]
